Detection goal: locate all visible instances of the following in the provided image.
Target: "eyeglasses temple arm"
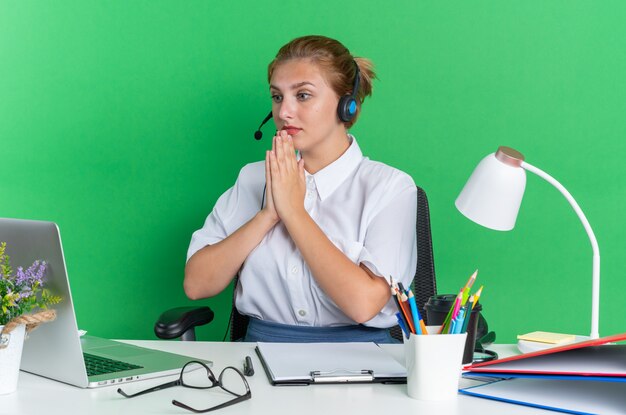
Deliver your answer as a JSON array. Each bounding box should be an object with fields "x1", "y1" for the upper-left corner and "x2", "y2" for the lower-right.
[
  {"x1": 117, "y1": 379, "x2": 181, "y2": 398},
  {"x1": 172, "y1": 391, "x2": 251, "y2": 413}
]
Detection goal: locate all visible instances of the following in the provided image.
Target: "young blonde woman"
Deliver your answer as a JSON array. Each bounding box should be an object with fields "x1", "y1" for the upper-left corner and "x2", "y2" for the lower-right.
[{"x1": 185, "y1": 35, "x2": 417, "y2": 343}]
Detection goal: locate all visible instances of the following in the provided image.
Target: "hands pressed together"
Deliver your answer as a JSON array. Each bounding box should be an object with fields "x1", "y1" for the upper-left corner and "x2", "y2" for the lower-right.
[{"x1": 263, "y1": 130, "x2": 307, "y2": 224}]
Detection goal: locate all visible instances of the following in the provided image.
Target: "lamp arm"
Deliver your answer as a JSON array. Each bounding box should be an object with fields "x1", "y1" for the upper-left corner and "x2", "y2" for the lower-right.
[{"x1": 521, "y1": 161, "x2": 600, "y2": 339}]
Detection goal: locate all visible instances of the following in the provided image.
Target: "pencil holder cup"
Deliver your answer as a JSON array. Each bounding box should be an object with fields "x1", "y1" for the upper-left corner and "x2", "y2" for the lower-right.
[
  {"x1": 404, "y1": 326, "x2": 467, "y2": 401},
  {"x1": 425, "y1": 294, "x2": 482, "y2": 364}
]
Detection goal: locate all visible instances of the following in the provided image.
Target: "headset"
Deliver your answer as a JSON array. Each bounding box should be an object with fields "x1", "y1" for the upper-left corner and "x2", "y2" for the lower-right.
[{"x1": 254, "y1": 60, "x2": 361, "y2": 140}]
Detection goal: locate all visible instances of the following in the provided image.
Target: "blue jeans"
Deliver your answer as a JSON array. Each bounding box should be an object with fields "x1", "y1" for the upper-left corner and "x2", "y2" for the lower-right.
[{"x1": 243, "y1": 317, "x2": 399, "y2": 344}]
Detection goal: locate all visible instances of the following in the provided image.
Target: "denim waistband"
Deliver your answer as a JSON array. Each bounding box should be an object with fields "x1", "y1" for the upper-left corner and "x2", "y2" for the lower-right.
[{"x1": 243, "y1": 317, "x2": 398, "y2": 344}]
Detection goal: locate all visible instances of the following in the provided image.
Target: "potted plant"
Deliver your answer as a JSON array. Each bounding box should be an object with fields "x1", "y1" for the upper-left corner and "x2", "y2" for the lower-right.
[{"x1": 0, "y1": 242, "x2": 61, "y2": 394}]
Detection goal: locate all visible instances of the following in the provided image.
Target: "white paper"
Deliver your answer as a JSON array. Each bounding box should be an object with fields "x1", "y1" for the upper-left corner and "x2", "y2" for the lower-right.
[{"x1": 256, "y1": 342, "x2": 406, "y2": 382}]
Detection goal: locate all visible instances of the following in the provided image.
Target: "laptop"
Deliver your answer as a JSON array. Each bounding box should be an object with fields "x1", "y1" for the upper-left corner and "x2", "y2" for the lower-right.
[{"x1": 0, "y1": 217, "x2": 210, "y2": 388}]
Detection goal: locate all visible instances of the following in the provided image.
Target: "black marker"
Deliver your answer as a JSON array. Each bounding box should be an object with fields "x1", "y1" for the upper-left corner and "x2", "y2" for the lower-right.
[{"x1": 244, "y1": 355, "x2": 254, "y2": 377}]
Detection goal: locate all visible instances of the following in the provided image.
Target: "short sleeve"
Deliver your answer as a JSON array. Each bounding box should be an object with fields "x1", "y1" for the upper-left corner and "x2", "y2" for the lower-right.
[
  {"x1": 358, "y1": 177, "x2": 417, "y2": 325},
  {"x1": 186, "y1": 162, "x2": 265, "y2": 262}
]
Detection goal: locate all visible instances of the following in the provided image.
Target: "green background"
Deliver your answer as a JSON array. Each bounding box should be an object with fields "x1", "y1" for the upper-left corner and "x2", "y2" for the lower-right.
[{"x1": 1, "y1": 1, "x2": 624, "y2": 343}]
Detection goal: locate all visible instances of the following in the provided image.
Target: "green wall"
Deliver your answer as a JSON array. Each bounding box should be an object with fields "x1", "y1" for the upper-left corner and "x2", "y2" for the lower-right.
[{"x1": 1, "y1": 1, "x2": 624, "y2": 343}]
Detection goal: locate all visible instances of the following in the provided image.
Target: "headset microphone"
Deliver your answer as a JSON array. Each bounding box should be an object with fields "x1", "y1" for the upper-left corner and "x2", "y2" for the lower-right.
[{"x1": 254, "y1": 111, "x2": 273, "y2": 140}]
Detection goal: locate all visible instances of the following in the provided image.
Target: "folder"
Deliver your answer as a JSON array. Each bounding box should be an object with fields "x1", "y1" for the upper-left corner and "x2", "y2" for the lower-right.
[
  {"x1": 465, "y1": 332, "x2": 626, "y2": 377},
  {"x1": 460, "y1": 377, "x2": 626, "y2": 415},
  {"x1": 459, "y1": 332, "x2": 626, "y2": 414},
  {"x1": 255, "y1": 342, "x2": 406, "y2": 385}
]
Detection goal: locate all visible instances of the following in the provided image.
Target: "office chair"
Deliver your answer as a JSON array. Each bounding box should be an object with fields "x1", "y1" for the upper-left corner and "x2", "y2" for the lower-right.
[{"x1": 154, "y1": 186, "x2": 437, "y2": 342}]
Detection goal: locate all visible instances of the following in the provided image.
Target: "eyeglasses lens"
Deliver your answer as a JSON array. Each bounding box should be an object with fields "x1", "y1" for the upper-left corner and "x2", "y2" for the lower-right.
[
  {"x1": 219, "y1": 367, "x2": 248, "y2": 396},
  {"x1": 181, "y1": 362, "x2": 216, "y2": 388}
]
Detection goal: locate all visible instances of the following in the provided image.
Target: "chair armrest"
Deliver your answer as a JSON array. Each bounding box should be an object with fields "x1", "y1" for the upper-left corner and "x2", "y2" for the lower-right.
[{"x1": 154, "y1": 306, "x2": 214, "y2": 340}]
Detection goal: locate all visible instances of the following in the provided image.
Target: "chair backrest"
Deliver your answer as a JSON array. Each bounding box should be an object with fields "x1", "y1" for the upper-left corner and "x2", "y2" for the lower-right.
[
  {"x1": 228, "y1": 185, "x2": 437, "y2": 342},
  {"x1": 388, "y1": 186, "x2": 437, "y2": 340},
  {"x1": 229, "y1": 278, "x2": 250, "y2": 342}
]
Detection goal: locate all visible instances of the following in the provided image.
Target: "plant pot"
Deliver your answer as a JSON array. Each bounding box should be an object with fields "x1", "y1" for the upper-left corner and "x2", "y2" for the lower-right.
[{"x1": 0, "y1": 323, "x2": 26, "y2": 395}]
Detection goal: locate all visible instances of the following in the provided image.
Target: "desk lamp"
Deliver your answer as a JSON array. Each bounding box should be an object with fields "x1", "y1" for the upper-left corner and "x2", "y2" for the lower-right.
[{"x1": 455, "y1": 146, "x2": 600, "y2": 342}]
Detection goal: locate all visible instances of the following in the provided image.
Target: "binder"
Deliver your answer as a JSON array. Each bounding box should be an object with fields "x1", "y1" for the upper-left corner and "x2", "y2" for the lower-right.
[
  {"x1": 255, "y1": 342, "x2": 407, "y2": 385},
  {"x1": 459, "y1": 332, "x2": 626, "y2": 414}
]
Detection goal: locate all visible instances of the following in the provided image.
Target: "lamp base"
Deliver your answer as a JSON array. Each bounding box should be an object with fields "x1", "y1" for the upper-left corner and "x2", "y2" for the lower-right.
[{"x1": 517, "y1": 335, "x2": 590, "y2": 354}]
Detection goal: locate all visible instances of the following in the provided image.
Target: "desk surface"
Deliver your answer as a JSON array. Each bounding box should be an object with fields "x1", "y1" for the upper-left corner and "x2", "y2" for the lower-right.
[{"x1": 2, "y1": 341, "x2": 551, "y2": 415}]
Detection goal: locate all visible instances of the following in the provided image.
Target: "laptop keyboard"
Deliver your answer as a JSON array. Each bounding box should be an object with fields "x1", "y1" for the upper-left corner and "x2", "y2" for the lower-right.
[{"x1": 83, "y1": 352, "x2": 144, "y2": 376}]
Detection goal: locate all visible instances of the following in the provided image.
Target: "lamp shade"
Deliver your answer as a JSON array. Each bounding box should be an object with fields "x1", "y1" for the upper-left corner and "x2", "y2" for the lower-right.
[{"x1": 455, "y1": 149, "x2": 526, "y2": 231}]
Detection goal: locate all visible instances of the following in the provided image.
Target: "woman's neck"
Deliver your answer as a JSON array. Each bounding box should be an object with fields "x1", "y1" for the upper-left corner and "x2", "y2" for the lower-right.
[{"x1": 301, "y1": 132, "x2": 351, "y2": 174}]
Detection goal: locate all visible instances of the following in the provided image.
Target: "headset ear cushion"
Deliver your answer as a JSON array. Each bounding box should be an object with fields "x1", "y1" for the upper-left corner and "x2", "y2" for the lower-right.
[{"x1": 337, "y1": 95, "x2": 357, "y2": 122}]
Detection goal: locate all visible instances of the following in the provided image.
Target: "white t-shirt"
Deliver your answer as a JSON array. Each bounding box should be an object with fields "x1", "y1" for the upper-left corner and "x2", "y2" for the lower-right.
[{"x1": 187, "y1": 135, "x2": 417, "y2": 328}]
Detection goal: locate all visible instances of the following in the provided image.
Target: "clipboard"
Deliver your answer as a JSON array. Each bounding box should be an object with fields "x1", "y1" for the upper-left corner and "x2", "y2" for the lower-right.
[{"x1": 255, "y1": 342, "x2": 407, "y2": 386}]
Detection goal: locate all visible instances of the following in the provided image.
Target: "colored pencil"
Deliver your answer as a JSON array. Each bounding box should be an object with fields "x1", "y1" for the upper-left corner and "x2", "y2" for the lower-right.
[
  {"x1": 398, "y1": 291, "x2": 417, "y2": 334},
  {"x1": 407, "y1": 291, "x2": 425, "y2": 335},
  {"x1": 471, "y1": 286, "x2": 483, "y2": 310}
]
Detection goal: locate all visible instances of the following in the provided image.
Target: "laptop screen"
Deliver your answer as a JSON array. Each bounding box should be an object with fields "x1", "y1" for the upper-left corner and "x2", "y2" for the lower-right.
[
  {"x1": 1, "y1": 217, "x2": 206, "y2": 389},
  {"x1": 0, "y1": 218, "x2": 89, "y2": 387}
]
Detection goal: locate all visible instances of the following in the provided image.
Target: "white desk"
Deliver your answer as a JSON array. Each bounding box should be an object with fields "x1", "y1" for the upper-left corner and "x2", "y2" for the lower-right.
[{"x1": 2, "y1": 341, "x2": 551, "y2": 415}]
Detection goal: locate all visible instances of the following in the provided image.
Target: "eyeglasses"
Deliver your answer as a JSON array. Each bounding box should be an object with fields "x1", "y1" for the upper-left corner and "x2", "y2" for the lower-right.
[{"x1": 117, "y1": 361, "x2": 251, "y2": 413}]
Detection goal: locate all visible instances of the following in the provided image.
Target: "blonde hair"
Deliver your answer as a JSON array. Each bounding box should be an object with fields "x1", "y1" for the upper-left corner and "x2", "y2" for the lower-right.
[{"x1": 268, "y1": 35, "x2": 375, "y2": 128}]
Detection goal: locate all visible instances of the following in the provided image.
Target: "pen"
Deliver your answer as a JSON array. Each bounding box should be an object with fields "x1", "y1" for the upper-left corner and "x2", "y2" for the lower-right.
[
  {"x1": 449, "y1": 318, "x2": 458, "y2": 335},
  {"x1": 395, "y1": 312, "x2": 410, "y2": 339},
  {"x1": 453, "y1": 307, "x2": 466, "y2": 334},
  {"x1": 244, "y1": 355, "x2": 254, "y2": 376}
]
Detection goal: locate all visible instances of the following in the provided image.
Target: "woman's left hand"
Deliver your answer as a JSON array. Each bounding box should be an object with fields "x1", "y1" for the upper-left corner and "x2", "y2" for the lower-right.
[{"x1": 268, "y1": 130, "x2": 306, "y2": 221}]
